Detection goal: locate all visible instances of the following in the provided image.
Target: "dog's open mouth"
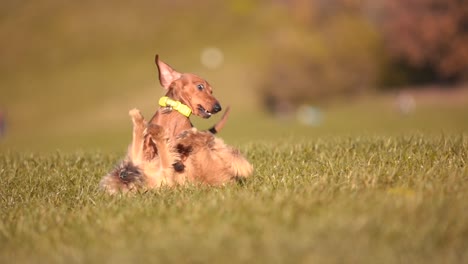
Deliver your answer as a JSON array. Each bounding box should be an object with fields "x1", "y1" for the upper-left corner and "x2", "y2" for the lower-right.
[{"x1": 198, "y1": 105, "x2": 212, "y2": 118}]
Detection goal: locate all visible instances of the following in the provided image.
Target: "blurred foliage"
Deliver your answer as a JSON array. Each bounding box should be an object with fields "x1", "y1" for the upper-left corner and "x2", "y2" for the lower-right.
[
  {"x1": 380, "y1": 0, "x2": 468, "y2": 84},
  {"x1": 261, "y1": 0, "x2": 382, "y2": 113},
  {"x1": 259, "y1": 0, "x2": 468, "y2": 113}
]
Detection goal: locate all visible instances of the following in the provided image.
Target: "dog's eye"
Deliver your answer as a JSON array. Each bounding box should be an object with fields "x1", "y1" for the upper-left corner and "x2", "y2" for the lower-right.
[{"x1": 197, "y1": 84, "x2": 204, "y2": 91}]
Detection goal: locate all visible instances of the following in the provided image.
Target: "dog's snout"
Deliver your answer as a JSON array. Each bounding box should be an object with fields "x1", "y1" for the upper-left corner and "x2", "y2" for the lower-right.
[{"x1": 212, "y1": 102, "x2": 222, "y2": 113}]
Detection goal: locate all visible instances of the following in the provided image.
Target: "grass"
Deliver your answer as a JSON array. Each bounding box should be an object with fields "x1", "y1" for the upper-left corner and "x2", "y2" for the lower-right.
[{"x1": 1, "y1": 134, "x2": 467, "y2": 263}]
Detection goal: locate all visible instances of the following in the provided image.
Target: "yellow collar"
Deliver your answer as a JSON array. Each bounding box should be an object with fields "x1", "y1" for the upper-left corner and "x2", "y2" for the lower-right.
[{"x1": 158, "y1": 96, "x2": 192, "y2": 117}]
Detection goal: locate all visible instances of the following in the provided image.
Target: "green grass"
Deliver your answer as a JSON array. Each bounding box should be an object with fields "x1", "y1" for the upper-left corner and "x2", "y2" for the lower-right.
[
  {"x1": 1, "y1": 3, "x2": 467, "y2": 262},
  {"x1": 1, "y1": 134, "x2": 467, "y2": 263}
]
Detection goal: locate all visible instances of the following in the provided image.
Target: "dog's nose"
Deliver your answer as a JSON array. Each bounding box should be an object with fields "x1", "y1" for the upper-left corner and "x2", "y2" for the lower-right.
[{"x1": 212, "y1": 102, "x2": 222, "y2": 113}]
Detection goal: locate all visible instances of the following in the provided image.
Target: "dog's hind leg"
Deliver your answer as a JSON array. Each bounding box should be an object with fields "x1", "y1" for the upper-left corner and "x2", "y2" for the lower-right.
[{"x1": 129, "y1": 108, "x2": 146, "y2": 165}]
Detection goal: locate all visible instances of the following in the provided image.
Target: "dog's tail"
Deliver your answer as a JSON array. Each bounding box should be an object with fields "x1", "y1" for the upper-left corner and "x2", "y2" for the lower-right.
[{"x1": 208, "y1": 106, "x2": 230, "y2": 134}]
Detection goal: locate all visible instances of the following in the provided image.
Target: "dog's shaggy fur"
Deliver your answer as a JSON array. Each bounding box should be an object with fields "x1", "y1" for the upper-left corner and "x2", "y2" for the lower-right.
[
  {"x1": 99, "y1": 161, "x2": 145, "y2": 195},
  {"x1": 100, "y1": 55, "x2": 253, "y2": 194},
  {"x1": 100, "y1": 109, "x2": 253, "y2": 194},
  {"x1": 174, "y1": 128, "x2": 253, "y2": 185}
]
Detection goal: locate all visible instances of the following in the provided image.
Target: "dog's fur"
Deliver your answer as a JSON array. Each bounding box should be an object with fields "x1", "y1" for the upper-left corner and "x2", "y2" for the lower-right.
[
  {"x1": 174, "y1": 128, "x2": 253, "y2": 185},
  {"x1": 100, "y1": 56, "x2": 253, "y2": 194},
  {"x1": 100, "y1": 109, "x2": 253, "y2": 193},
  {"x1": 99, "y1": 110, "x2": 178, "y2": 194}
]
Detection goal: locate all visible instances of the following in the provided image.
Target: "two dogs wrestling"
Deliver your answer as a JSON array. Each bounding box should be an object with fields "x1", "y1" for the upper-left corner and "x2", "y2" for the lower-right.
[{"x1": 100, "y1": 55, "x2": 253, "y2": 194}]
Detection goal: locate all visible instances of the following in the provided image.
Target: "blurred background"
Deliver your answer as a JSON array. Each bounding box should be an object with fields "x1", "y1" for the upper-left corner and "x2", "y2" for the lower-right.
[{"x1": 1, "y1": 0, "x2": 467, "y2": 152}]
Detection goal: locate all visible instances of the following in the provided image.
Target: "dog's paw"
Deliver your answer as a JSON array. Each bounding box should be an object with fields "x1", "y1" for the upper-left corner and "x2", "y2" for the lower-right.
[{"x1": 129, "y1": 108, "x2": 144, "y2": 123}]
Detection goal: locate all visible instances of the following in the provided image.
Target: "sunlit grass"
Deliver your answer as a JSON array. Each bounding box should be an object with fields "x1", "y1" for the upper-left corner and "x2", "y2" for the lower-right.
[
  {"x1": 1, "y1": 134, "x2": 467, "y2": 263},
  {"x1": 1, "y1": 2, "x2": 467, "y2": 262}
]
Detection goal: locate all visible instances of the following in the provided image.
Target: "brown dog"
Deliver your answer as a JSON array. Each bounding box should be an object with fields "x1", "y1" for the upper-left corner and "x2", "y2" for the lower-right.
[
  {"x1": 100, "y1": 109, "x2": 253, "y2": 193},
  {"x1": 100, "y1": 109, "x2": 253, "y2": 194},
  {"x1": 144, "y1": 55, "x2": 229, "y2": 170},
  {"x1": 100, "y1": 56, "x2": 253, "y2": 194},
  {"x1": 149, "y1": 55, "x2": 228, "y2": 140}
]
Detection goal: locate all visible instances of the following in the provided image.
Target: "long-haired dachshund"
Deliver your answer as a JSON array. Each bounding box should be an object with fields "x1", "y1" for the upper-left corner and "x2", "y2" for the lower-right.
[{"x1": 100, "y1": 56, "x2": 252, "y2": 194}]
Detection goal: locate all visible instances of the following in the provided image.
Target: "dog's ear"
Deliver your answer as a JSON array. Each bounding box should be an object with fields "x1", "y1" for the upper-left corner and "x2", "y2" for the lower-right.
[{"x1": 155, "y1": 54, "x2": 182, "y2": 90}]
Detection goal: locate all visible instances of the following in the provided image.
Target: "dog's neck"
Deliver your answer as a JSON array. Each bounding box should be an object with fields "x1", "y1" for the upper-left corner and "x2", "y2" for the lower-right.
[
  {"x1": 148, "y1": 90, "x2": 193, "y2": 140},
  {"x1": 159, "y1": 96, "x2": 192, "y2": 117}
]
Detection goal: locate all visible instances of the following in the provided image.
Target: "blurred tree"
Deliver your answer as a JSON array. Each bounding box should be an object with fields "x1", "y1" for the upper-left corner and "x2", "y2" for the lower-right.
[
  {"x1": 381, "y1": 0, "x2": 468, "y2": 84},
  {"x1": 261, "y1": 0, "x2": 382, "y2": 115}
]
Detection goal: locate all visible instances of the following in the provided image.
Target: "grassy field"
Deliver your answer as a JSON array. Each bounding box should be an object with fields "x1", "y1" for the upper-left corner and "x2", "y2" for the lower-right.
[
  {"x1": 1, "y1": 2, "x2": 467, "y2": 263},
  {"x1": 1, "y1": 132, "x2": 467, "y2": 263},
  {"x1": 1, "y1": 82, "x2": 468, "y2": 263}
]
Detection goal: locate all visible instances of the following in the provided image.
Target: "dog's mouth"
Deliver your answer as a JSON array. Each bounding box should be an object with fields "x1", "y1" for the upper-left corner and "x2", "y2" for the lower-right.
[{"x1": 197, "y1": 105, "x2": 212, "y2": 119}]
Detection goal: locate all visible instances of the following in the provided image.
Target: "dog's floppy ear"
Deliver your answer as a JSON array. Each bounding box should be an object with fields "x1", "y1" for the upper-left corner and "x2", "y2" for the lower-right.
[{"x1": 155, "y1": 54, "x2": 182, "y2": 90}]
